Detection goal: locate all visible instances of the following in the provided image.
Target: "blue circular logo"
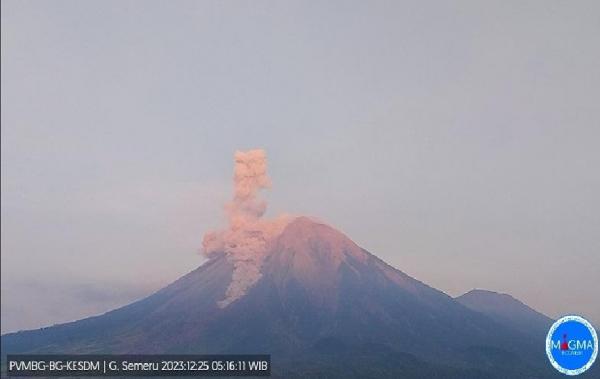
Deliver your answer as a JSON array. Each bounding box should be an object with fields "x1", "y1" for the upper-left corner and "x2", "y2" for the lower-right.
[{"x1": 546, "y1": 315, "x2": 598, "y2": 375}]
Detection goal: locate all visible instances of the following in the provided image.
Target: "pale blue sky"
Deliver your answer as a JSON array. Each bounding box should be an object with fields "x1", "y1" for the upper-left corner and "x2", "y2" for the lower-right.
[{"x1": 2, "y1": 0, "x2": 599, "y2": 333}]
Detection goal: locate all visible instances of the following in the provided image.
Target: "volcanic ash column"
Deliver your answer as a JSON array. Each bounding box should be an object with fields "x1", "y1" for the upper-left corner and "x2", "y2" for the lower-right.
[{"x1": 202, "y1": 149, "x2": 290, "y2": 307}]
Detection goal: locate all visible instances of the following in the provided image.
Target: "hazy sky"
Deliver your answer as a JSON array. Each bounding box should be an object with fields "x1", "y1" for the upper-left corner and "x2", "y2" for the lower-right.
[{"x1": 2, "y1": 0, "x2": 599, "y2": 333}]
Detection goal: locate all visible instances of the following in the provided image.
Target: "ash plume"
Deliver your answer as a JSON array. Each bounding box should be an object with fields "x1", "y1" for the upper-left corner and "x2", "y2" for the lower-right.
[{"x1": 202, "y1": 149, "x2": 290, "y2": 307}]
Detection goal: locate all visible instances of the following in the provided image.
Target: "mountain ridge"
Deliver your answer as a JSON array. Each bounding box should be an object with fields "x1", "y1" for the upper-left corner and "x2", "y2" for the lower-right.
[
  {"x1": 455, "y1": 289, "x2": 554, "y2": 339},
  {"x1": 1, "y1": 217, "x2": 562, "y2": 378}
]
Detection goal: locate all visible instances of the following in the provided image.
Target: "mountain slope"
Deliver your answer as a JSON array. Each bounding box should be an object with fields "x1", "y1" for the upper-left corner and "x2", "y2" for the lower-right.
[
  {"x1": 456, "y1": 289, "x2": 554, "y2": 339},
  {"x1": 2, "y1": 217, "x2": 557, "y2": 378}
]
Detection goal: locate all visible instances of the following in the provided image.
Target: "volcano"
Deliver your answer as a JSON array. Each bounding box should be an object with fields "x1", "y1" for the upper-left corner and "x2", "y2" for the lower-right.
[{"x1": 1, "y1": 217, "x2": 566, "y2": 378}]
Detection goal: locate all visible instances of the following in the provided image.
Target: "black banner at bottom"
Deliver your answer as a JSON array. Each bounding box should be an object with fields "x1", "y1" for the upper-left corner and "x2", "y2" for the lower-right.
[{"x1": 6, "y1": 355, "x2": 271, "y2": 376}]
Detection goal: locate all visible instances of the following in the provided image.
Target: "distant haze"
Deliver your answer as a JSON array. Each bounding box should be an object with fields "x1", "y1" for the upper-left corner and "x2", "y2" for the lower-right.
[{"x1": 1, "y1": 0, "x2": 599, "y2": 333}]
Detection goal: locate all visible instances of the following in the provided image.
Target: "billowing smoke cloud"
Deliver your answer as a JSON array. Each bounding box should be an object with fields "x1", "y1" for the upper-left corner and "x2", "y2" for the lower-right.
[
  {"x1": 202, "y1": 149, "x2": 290, "y2": 307},
  {"x1": 227, "y1": 149, "x2": 270, "y2": 229}
]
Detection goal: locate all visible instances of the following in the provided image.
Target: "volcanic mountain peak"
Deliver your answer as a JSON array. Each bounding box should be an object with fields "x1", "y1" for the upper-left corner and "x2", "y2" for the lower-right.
[
  {"x1": 217, "y1": 216, "x2": 361, "y2": 308},
  {"x1": 1, "y1": 215, "x2": 560, "y2": 378},
  {"x1": 1, "y1": 150, "x2": 564, "y2": 378},
  {"x1": 269, "y1": 217, "x2": 368, "y2": 282},
  {"x1": 273, "y1": 217, "x2": 367, "y2": 265}
]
